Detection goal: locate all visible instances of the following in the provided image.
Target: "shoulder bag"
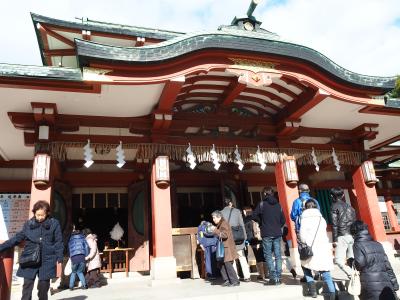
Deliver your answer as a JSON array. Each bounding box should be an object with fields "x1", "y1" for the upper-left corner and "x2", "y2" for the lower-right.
[
  {"x1": 347, "y1": 263, "x2": 361, "y2": 296},
  {"x1": 228, "y1": 208, "x2": 245, "y2": 245},
  {"x1": 298, "y1": 217, "x2": 321, "y2": 261},
  {"x1": 19, "y1": 240, "x2": 42, "y2": 268}
]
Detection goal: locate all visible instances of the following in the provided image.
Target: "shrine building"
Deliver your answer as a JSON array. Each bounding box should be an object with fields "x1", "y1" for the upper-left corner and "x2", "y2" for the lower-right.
[{"x1": 1, "y1": 2, "x2": 400, "y2": 283}]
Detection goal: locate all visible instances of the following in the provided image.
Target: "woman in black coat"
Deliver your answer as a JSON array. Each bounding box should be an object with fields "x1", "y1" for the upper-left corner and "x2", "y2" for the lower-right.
[
  {"x1": 351, "y1": 220, "x2": 399, "y2": 300},
  {"x1": 0, "y1": 200, "x2": 63, "y2": 300}
]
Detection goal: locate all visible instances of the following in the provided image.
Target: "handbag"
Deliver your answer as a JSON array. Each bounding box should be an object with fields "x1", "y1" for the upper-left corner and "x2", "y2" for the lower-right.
[
  {"x1": 19, "y1": 241, "x2": 41, "y2": 268},
  {"x1": 347, "y1": 263, "x2": 361, "y2": 296},
  {"x1": 216, "y1": 236, "x2": 225, "y2": 262},
  {"x1": 298, "y1": 217, "x2": 321, "y2": 261},
  {"x1": 64, "y1": 258, "x2": 72, "y2": 276},
  {"x1": 228, "y1": 208, "x2": 245, "y2": 245}
]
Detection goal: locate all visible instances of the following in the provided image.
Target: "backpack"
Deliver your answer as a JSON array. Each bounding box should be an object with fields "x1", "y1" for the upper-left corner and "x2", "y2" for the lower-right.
[{"x1": 244, "y1": 219, "x2": 261, "y2": 242}]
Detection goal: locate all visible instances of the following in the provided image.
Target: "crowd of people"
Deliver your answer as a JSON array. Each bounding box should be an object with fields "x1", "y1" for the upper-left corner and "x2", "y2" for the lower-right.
[
  {"x1": 1, "y1": 183, "x2": 400, "y2": 300},
  {"x1": 197, "y1": 184, "x2": 399, "y2": 300}
]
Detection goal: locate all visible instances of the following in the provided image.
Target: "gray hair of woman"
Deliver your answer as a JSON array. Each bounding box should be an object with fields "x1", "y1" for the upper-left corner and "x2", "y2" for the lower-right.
[{"x1": 211, "y1": 210, "x2": 222, "y2": 218}]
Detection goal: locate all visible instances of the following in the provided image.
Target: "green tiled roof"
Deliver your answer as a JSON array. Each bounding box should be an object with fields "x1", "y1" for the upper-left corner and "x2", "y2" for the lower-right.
[
  {"x1": 75, "y1": 28, "x2": 396, "y2": 91},
  {"x1": 0, "y1": 64, "x2": 82, "y2": 81}
]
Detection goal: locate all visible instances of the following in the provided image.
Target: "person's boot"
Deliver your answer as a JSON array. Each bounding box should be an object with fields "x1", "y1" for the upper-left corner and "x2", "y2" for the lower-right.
[
  {"x1": 290, "y1": 268, "x2": 297, "y2": 279},
  {"x1": 328, "y1": 292, "x2": 337, "y2": 300},
  {"x1": 307, "y1": 282, "x2": 317, "y2": 298},
  {"x1": 256, "y1": 262, "x2": 265, "y2": 280}
]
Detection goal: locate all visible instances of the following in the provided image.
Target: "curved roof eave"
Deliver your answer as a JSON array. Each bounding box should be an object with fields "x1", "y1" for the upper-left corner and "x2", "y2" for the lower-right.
[
  {"x1": 0, "y1": 63, "x2": 82, "y2": 81},
  {"x1": 75, "y1": 31, "x2": 396, "y2": 91},
  {"x1": 30, "y1": 12, "x2": 184, "y2": 41}
]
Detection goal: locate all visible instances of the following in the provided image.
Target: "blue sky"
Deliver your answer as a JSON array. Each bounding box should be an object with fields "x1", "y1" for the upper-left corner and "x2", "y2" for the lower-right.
[{"x1": 0, "y1": 0, "x2": 399, "y2": 76}]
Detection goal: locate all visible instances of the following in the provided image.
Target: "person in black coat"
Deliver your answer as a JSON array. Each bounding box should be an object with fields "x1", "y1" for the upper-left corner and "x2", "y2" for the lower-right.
[
  {"x1": 0, "y1": 200, "x2": 63, "y2": 300},
  {"x1": 351, "y1": 220, "x2": 399, "y2": 300},
  {"x1": 252, "y1": 187, "x2": 286, "y2": 285}
]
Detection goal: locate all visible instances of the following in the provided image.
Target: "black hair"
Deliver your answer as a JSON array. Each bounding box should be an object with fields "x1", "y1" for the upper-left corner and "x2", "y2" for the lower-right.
[
  {"x1": 82, "y1": 228, "x2": 92, "y2": 236},
  {"x1": 32, "y1": 200, "x2": 51, "y2": 215},
  {"x1": 304, "y1": 199, "x2": 317, "y2": 209},
  {"x1": 224, "y1": 198, "x2": 232, "y2": 206},
  {"x1": 330, "y1": 188, "x2": 345, "y2": 201},
  {"x1": 262, "y1": 186, "x2": 274, "y2": 197},
  {"x1": 350, "y1": 220, "x2": 368, "y2": 236}
]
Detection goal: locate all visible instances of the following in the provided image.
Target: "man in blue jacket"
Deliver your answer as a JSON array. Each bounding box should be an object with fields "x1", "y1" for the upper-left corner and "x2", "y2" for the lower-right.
[{"x1": 290, "y1": 183, "x2": 320, "y2": 234}]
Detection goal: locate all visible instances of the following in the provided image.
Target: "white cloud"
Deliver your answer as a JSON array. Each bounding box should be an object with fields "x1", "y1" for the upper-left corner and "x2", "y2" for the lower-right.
[
  {"x1": 0, "y1": 0, "x2": 398, "y2": 76},
  {"x1": 261, "y1": 0, "x2": 400, "y2": 76}
]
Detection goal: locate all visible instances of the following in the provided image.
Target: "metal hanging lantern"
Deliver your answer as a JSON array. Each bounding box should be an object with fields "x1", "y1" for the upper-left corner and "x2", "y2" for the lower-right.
[
  {"x1": 361, "y1": 160, "x2": 378, "y2": 185},
  {"x1": 283, "y1": 156, "x2": 299, "y2": 184},
  {"x1": 155, "y1": 156, "x2": 170, "y2": 189},
  {"x1": 32, "y1": 154, "x2": 51, "y2": 186}
]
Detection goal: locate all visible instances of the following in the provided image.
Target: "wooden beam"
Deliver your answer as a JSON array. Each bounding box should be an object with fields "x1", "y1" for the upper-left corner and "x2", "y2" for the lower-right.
[
  {"x1": 221, "y1": 79, "x2": 247, "y2": 107},
  {"x1": 41, "y1": 24, "x2": 75, "y2": 47},
  {"x1": 43, "y1": 49, "x2": 76, "y2": 57},
  {"x1": 0, "y1": 181, "x2": 31, "y2": 193},
  {"x1": 157, "y1": 77, "x2": 185, "y2": 112},
  {"x1": 244, "y1": 87, "x2": 289, "y2": 106},
  {"x1": 276, "y1": 88, "x2": 329, "y2": 122},
  {"x1": 24, "y1": 132, "x2": 150, "y2": 146},
  {"x1": 370, "y1": 149, "x2": 400, "y2": 158},
  {"x1": 277, "y1": 119, "x2": 300, "y2": 136},
  {"x1": 351, "y1": 123, "x2": 379, "y2": 141}
]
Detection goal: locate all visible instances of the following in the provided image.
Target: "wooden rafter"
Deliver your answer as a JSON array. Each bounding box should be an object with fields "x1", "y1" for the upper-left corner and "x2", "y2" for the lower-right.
[
  {"x1": 43, "y1": 49, "x2": 76, "y2": 57},
  {"x1": 279, "y1": 75, "x2": 307, "y2": 93},
  {"x1": 41, "y1": 24, "x2": 75, "y2": 47},
  {"x1": 220, "y1": 79, "x2": 247, "y2": 107},
  {"x1": 234, "y1": 95, "x2": 280, "y2": 112},
  {"x1": 157, "y1": 77, "x2": 185, "y2": 112},
  {"x1": 244, "y1": 87, "x2": 289, "y2": 106},
  {"x1": 276, "y1": 87, "x2": 329, "y2": 122}
]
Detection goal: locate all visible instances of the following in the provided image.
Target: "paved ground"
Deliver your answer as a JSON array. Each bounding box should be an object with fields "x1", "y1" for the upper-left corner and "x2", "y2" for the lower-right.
[
  {"x1": 10, "y1": 268, "x2": 358, "y2": 300},
  {"x1": 9, "y1": 255, "x2": 400, "y2": 300}
]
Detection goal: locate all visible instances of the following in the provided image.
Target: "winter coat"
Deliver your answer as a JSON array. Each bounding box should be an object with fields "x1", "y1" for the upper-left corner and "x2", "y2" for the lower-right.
[
  {"x1": 213, "y1": 218, "x2": 238, "y2": 263},
  {"x1": 68, "y1": 233, "x2": 89, "y2": 258},
  {"x1": 353, "y1": 230, "x2": 399, "y2": 300},
  {"x1": 252, "y1": 195, "x2": 286, "y2": 238},
  {"x1": 290, "y1": 192, "x2": 320, "y2": 232},
  {"x1": 0, "y1": 217, "x2": 63, "y2": 280},
  {"x1": 299, "y1": 208, "x2": 333, "y2": 272},
  {"x1": 197, "y1": 221, "x2": 218, "y2": 248},
  {"x1": 85, "y1": 234, "x2": 102, "y2": 271},
  {"x1": 221, "y1": 206, "x2": 247, "y2": 251},
  {"x1": 331, "y1": 200, "x2": 355, "y2": 242}
]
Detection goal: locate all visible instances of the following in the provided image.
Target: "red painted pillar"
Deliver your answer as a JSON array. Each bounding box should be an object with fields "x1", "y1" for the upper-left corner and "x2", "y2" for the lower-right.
[
  {"x1": 150, "y1": 163, "x2": 173, "y2": 257},
  {"x1": 275, "y1": 161, "x2": 299, "y2": 248},
  {"x1": 352, "y1": 166, "x2": 387, "y2": 242},
  {"x1": 150, "y1": 159, "x2": 177, "y2": 281},
  {"x1": 385, "y1": 197, "x2": 400, "y2": 231},
  {"x1": 0, "y1": 248, "x2": 13, "y2": 300}
]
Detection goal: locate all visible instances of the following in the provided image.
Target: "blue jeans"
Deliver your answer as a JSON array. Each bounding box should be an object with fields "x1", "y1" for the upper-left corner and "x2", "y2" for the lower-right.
[
  {"x1": 69, "y1": 261, "x2": 86, "y2": 289},
  {"x1": 303, "y1": 268, "x2": 335, "y2": 293},
  {"x1": 262, "y1": 236, "x2": 282, "y2": 280}
]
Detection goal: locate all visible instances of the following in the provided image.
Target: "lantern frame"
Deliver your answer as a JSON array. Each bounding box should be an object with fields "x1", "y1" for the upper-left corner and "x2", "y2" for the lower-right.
[
  {"x1": 32, "y1": 154, "x2": 51, "y2": 186},
  {"x1": 283, "y1": 156, "x2": 299, "y2": 184},
  {"x1": 361, "y1": 160, "x2": 378, "y2": 185},
  {"x1": 155, "y1": 156, "x2": 170, "y2": 189}
]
